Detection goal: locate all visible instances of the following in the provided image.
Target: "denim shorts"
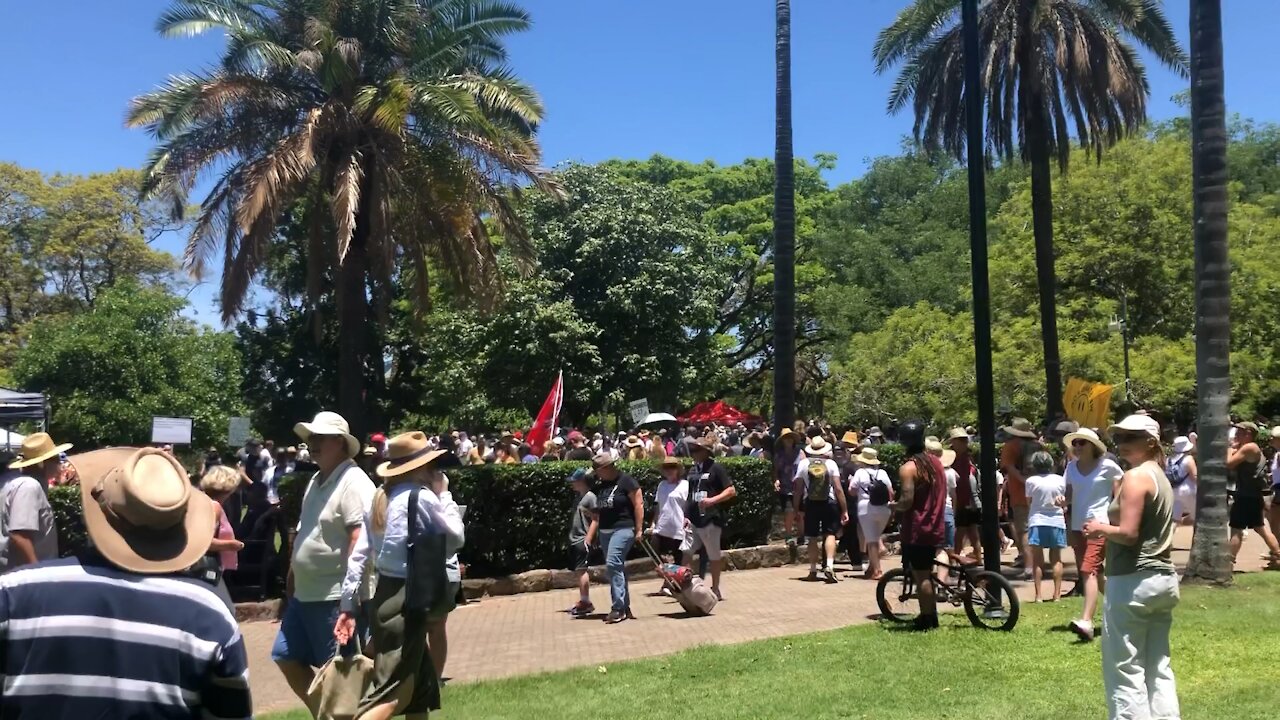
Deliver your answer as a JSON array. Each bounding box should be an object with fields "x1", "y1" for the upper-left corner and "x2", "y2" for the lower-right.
[
  {"x1": 271, "y1": 597, "x2": 341, "y2": 667},
  {"x1": 1028, "y1": 525, "x2": 1067, "y2": 549}
]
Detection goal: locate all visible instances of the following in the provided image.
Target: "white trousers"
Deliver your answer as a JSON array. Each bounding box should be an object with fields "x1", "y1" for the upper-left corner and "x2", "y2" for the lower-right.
[{"x1": 1102, "y1": 571, "x2": 1181, "y2": 720}]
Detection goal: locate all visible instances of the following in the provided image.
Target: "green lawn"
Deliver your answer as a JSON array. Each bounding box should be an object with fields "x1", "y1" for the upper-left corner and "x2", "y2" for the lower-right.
[{"x1": 266, "y1": 573, "x2": 1279, "y2": 720}]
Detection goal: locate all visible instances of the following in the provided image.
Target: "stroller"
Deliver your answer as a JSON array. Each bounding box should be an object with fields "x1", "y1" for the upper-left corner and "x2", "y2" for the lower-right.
[{"x1": 637, "y1": 535, "x2": 718, "y2": 616}]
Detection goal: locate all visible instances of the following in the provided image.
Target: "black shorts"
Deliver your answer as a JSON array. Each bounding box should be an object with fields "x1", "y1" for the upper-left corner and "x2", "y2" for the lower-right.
[
  {"x1": 778, "y1": 491, "x2": 794, "y2": 511},
  {"x1": 804, "y1": 500, "x2": 841, "y2": 538},
  {"x1": 1229, "y1": 495, "x2": 1265, "y2": 530},
  {"x1": 569, "y1": 541, "x2": 596, "y2": 571},
  {"x1": 902, "y1": 543, "x2": 939, "y2": 572},
  {"x1": 654, "y1": 534, "x2": 684, "y2": 565},
  {"x1": 954, "y1": 507, "x2": 982, "y2": 527}
]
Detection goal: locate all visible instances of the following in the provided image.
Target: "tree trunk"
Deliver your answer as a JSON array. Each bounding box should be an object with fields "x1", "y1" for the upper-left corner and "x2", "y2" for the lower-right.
[
  {"x1": 336, "y1": 207, "x2": 371, "y2": 442},
  {"x1": 1026, "y1": 114, "x2": 1064, "y2": 423},
  {"x1": 1184, "y1": 0, "x2": 1233, "y2": 585},
  {"x1": 772, "y1": 0, "x2": 796, "y2": 433}
]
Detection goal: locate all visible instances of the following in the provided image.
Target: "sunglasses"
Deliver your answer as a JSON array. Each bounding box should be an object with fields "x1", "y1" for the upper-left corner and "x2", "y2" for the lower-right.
[{"x1": 1070, "y1": 439, "x2": 1092, "y2": 447}]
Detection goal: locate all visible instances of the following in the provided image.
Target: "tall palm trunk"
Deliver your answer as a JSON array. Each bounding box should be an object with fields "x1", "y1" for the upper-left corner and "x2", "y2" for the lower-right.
[
  {"x1": 772, "y1": 0, "x2": 796, "y2": 432},
  {"x1": 337, "y1": 199, "x2": 371, "y2": 440},
  {"x1": 1184, "y1": 0, "x2": 1232, "y2": 585},
  {"x1": 1019, "y1": 25, "x2": 1064, "y2": 423}
]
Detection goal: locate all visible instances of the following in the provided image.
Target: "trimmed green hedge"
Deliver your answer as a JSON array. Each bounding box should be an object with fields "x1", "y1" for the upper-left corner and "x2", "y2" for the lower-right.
[{"x1": 47, "y1": 443, "x2": 1038, "y2": 575}]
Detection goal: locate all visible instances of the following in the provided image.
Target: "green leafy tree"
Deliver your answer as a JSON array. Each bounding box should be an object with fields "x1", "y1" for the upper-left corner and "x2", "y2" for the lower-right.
[
  {"x1": 874, "y1": 0, "x2": 1186, "y2": 422},
  {"x1": 128, "y1": 0, "x2": 559, "y2": 437},
  {"x1": 14, "y1": 283, "x2": 245, "y2": 448}
]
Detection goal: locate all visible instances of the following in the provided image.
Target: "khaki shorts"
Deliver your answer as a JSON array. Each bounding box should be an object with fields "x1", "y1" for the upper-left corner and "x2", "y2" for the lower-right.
[
  {"x1": 1011, "y1": 505, "x2": 1030, "y2": 529},
  {"x1": 685, "y1": 524, "x2": 724, "y2": 561}
]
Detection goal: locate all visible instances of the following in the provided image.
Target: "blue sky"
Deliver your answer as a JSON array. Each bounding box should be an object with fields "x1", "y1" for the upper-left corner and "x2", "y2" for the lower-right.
[{"x1": 3, "y1": 1, "x2": 1278, "y2": 322}]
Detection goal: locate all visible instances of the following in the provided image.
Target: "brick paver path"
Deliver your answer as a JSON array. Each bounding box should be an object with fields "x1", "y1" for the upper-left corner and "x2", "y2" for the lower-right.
[{"x1": 246, "y1": 526, "x2": 1271, "y2": 715}]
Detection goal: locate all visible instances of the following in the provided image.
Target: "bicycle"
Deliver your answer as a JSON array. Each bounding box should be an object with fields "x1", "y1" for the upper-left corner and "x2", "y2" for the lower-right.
[{"x1": 875, "y1": 554, "x2": 1020, "y2": 631}]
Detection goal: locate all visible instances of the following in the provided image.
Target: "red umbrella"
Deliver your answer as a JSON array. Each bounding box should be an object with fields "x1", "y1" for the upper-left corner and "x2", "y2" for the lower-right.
[{"x1": 677, "y1": 400, "x2": 763, "y2": 426}]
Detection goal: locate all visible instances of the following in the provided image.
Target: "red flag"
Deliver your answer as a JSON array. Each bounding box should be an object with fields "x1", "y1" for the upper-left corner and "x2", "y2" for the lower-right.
[{"x1": 525, "y1": 371, "x2": 563, "y2": 453}]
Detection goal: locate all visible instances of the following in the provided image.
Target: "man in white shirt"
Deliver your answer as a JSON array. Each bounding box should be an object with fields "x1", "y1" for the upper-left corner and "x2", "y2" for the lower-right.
[
  {"x1": 271, "y1": 411, "x2": 374, "y2": 705},
  {"x1": 794, "y1": 437, "x2": 849, "y2": 583},
  {"x1": 0, "y1": 433, "x2": 69, "y2": 571}
]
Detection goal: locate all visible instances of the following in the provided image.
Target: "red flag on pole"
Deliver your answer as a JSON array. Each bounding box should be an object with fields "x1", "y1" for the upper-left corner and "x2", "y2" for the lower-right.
[{"x1": 525, "y1": 371, "x2": 563, "y2": 454}]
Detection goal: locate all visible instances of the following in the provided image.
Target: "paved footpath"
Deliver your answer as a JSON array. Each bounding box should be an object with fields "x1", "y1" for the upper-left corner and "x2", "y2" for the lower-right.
[{"x1": 246, "y1": 526, "x2": 1272, "y2": 715}]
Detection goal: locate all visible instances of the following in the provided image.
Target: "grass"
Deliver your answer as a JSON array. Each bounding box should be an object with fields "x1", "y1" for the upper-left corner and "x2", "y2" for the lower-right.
[{"x1": 265, "y1": 572, "x2": 1280, "y2": 720}]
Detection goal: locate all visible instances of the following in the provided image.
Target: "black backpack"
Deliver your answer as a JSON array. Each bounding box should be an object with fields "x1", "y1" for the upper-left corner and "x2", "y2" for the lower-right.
[{"x1": 866, "y1": 470, "x2": 891, "y2": 506}]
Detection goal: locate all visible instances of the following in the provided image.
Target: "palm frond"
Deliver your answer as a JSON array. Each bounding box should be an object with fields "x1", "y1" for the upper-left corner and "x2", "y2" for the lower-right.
[
  {"x1": 332, "y1": 149, "x2": 365, "y2": 261},
  {"x1": 156, "y1": 0, "x2": 264, "y2": 37},
  {"x1": 872, "y1": 0, "x2": 962, "y2": 74}
]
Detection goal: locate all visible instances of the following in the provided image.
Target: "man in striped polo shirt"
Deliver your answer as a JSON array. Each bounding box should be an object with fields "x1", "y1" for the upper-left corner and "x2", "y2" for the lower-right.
[{"x1": 0, "y1": 447, "x2": 252, "y2": 719}]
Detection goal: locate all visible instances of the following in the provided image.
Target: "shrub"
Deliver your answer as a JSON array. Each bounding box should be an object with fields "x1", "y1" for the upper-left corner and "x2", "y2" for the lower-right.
[
  {"x1": 279, "y1": 457, "x2": 774, "y2": 577},
  {"x1": 49, "y1": 485, "x2": 87, "y2": 557}
]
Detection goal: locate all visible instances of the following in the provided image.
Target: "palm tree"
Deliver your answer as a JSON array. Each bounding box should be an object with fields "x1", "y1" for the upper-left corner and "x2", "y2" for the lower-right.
[
  {"x1": 772, "y1": 0, "x2": 796, "y2": 432},
  {"x1": 1183, "y1": 0, "x2": 1232, "y2": 585},
  {"x1": 873, "y1": 0, "x2": 1185, "y2": 422},
  {"x1": 128, "y1": 0, "x2": 558, "y2": 436}
]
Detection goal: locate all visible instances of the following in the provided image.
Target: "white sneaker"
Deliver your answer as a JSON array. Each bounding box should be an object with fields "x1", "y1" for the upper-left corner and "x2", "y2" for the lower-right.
[
  {"x1": 1069, "y1": 620, "x2": 1095, "y2": 642},
  {"x1": 851, "y1": 563, "x2": 866, "y2": 573}
]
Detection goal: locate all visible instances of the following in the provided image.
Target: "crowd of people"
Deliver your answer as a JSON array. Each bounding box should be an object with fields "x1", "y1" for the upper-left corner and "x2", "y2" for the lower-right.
[{"x1": 1, "y1": 406, "x2": 1279, "y2": 719}]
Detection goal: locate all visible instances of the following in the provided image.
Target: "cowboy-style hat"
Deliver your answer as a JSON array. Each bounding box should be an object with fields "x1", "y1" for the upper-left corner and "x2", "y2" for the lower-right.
[
  {"x1": 855, "y1": 447, "x2": 881, "y2": 466},
  {"x1": 660, "y1": 456, "x2": 684, "y2": 469},
  {"x1": 841, "y1": 431, "x2": 859, "y2": 447},
  {"x1": 946, "y1": 427, "x2": 970, "y2": 443},
  {"x1": 804, "y1": 436, "x2": 833, "y2": 458},
  {"x1": 1065, "y1": 428, "x2": 1108, "y2": 456},
  {"x1": 623, "y1": 435, "x2": 644, "y2": 449},
  {"x1": 686, "y1": 436, "x2": 716, "y2": 454},
  {"x1": 73, "y1": 447, "x2": 215, "y2": 575},
  {"x1": 295, "y1": 411, "x2": 359, "y2": 459},
  {"x1": 590, "y1": 453, "x2": 617, "y2": 471},
  {"x1": 777, "y1": 427, "x2": 797, "y2": 443},
  {"x1": 10, "y1": 432, "x2": 73, "y2": 470},
  {"x1": 1002, "y1": 417, "x2": 1038, "y2": 439},
  {"x1": 377, "y1": 432, "x2": 447, "y2": 478}
]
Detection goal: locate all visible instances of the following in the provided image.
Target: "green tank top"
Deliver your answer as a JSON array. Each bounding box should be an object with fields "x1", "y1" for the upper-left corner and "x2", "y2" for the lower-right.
[{"x1": 1105, "y1": 462, "x2": 1175, "y2": 576}]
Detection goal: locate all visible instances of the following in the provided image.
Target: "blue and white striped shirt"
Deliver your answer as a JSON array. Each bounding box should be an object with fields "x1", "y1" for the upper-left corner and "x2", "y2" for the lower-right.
[{"x1": 0, "y1": 553, "x2": 252, "y2": 719}]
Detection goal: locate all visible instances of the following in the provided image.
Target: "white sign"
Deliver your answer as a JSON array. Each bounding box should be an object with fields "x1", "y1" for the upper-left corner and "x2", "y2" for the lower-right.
[
  {"x1": 151, "y1": 416, "x2": 193, "y2": 445},
  {"x1": 227, "y1": 416, "x2": 251, "y2": 447},
  {"x1": 627, "y1": 398, "x2": 650, "y2": 426}
]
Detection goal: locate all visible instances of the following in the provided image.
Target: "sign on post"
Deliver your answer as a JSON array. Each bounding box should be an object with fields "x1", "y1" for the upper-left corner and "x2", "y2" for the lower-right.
[
  {"x1": 227, "y1": 416, "x2": 251, "y2": 447},
  {"x1": 151, "y1": 416, "x2": 193, "y2": 445},
  {"x1": 627, "y1": 398, "x2": 650, "y2": 427}
]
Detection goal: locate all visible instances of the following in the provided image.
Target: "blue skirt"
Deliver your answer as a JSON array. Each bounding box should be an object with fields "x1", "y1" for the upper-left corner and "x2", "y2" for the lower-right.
[{"x1": 1028, "y1": 525, "x2": 1067, "y2": 549}]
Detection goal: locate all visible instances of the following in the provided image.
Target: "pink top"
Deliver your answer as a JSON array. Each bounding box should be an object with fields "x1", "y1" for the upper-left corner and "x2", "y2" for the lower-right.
[{"x1": 216, "y1": 503, "x2": 238, "y2": 571}]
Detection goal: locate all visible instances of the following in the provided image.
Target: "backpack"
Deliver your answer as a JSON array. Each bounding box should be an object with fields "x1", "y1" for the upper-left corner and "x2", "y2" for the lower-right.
[
  {"x1": 866, "y1": 470, "x2": 891, "y2": 506},
  {"x1": 1165, "y1": 455, "x2": 1189, "y2": 487},
  {"x1": 806, "y1": 460, "x2": 831, "y2": 503}
]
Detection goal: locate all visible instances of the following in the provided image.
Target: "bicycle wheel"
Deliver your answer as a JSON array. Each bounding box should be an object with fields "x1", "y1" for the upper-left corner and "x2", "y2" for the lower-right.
[
  {"x1": 875, "y1": 568, "x2": 918, "y2": 623},
  {"x1": 963, "y1": 570, "x2": 1020, "y2": 631}
]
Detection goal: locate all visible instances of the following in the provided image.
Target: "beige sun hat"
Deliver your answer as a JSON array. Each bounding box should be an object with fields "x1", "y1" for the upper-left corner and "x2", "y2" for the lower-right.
[
  {"x1": 1109, "y1": 414, "x2": 1161, "y2": 442},
  {"x1": 925, "y1": 436, "x2": 945, "y2": 454},
  {"x1": 940, "y1": 449, "x2": 957, "y2": 469},
  {"x1": 294, "y1": 411, "x2": 359, "y2": 459},
  {"x1": 1064, "y1": 427, "x2": 1108, "y2": 456},
  {"x1": 10, "y1": 432, "x2": 73, "y2": 470},
  {"x1": 804, "y1": 436, "x2": 833, "y2": 458},
  {"x1": 73, "y1": 447, "x2": 215, "y2": 575},
  {"x1": 855, "y1": 447, "x2": 881, "y2": 466},
  {"x1": 376, "y1": 432, "x2": 447, "y2": 478},
  {"x1": 946, "y1": 427, "x2": 970, "y2": 443},
  {"x1": 1002, "y1": 417, "x2": 1038, "y2": 439}
]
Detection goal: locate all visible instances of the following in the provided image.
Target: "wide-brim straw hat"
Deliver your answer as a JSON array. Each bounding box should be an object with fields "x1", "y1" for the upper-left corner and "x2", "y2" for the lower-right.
[
  {"x1": 940, "y1": 449, "x2": 956, "y2": 468},
  {"x1": 777, "y1": 428, "x2": 796, "y2": 443},
  {"x1": 294, "y1": 411, "x2": 359, "y2": 459},
  {"x1": 1002, "y1": 417, "x2": 1038, "y2": 439},
  {"x1": 10, "y1": 432, "x2": 73, "y2": 469},
  {"x1": 377, "y1": 432, "x2": 448, "y2": 478},
  {"x1": 925, "y1": 436, "x2": 945, "y2": 454},
  {"x1": 1109, "y1": 414, "x2": 1161, "y2": 442},
  {"x1": 74, "y1": 447, "x2": 215, "y2": 575},
  {"x1": 660, "y1": 456, "x2": 684, "y2": 469},
  {"x1": 804, "y1": 437, "x2": 833, "y2": 458},
  {"x1": 945, "y1": 427, "x2": 970, "y2": 443},
  {"x1": 1065, "y1": 428, "x2": 1108, "y2": 456},
  {"x1": 841, "y1": 431, "x2": 859, "y2": 447},
  {"x1": 687, "y1": 437, "x2": 715, "y2": 454},
  {"x1": 623, "y1": 435, "x2": 644, "y2": 449},
  {"x1": 867, "y1": 426, "x2": 884, "y2": 438},
  {"x1": 855, "y1": 447, "x2": 880, "y2": 466}
]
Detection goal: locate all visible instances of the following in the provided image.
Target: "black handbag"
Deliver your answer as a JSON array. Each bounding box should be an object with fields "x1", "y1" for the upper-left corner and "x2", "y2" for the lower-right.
[{"x1": 404, "y1": 486, "x2": 450, "y2": 613}]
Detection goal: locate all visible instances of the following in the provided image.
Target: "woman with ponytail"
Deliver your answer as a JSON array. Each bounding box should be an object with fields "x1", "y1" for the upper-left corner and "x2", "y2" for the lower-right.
[
  {"x1": 335, "y1": 432, "x2": 465, "y2": 720},
  {"x1": 892, "y1": 419, "x2": 948, "y2": 631}
]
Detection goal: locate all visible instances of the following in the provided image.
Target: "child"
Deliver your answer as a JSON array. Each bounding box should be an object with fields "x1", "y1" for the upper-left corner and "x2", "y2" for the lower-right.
[
  {"x1": 567, "y1": 468, "x2": 599, "y2": 617},
  {"x1": 650, "y1": 456, "x2": 689, "y2": 595},
  {"x1": 1025, "y1": 450, "x2": 1068, "y2": 602}
]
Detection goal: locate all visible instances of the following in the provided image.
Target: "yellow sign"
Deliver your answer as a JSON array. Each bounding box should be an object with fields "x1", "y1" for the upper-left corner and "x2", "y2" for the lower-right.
[{"x1": 1063, "y1": 377, "x2": 1115, "y2": 429}]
